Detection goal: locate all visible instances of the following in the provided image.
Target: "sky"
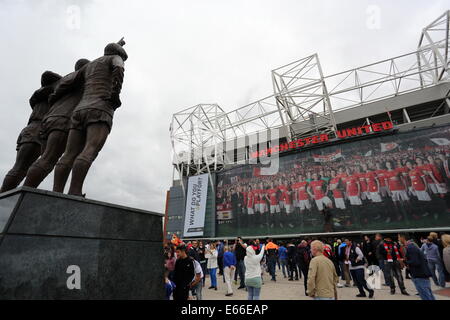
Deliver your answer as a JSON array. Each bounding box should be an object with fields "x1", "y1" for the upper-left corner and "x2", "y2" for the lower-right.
[{"x1": 0, "y1": 0, "x2": 448, "y2": 213}]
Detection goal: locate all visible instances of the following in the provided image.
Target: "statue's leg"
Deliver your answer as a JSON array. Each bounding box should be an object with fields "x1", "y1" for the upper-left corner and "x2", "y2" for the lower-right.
[
  {"x1": 53, "y1": 129, "x2": 86, "y2": 193},
  {"x1": 24, "y1": 131, "x2": 69, "y2": 188},
  {"x1": 68, "y1": 123, "x2": 109, "y2": 196},
  {"x1": 0, "y1": 143, "x2": 41, "y2": 193}
]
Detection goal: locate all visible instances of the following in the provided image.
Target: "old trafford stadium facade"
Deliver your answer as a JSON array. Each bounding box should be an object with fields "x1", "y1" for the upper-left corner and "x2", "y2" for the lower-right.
[{"x1": 165, "y1": 11, "x2": 450, "y2": 241}]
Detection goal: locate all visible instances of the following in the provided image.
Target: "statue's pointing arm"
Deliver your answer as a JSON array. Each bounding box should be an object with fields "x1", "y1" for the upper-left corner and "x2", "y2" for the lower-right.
[{"x1": 110, "y1": 55, "x2": 125, "y2": 110}]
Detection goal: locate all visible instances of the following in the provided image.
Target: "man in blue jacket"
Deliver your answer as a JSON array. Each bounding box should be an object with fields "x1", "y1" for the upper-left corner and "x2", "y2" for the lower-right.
[
  {"x1": 398, "y1": 233, "x2": 435, "y2": 300},
  {"x1": 278, "y1": 242, "x2": 288, "y2": 278}
]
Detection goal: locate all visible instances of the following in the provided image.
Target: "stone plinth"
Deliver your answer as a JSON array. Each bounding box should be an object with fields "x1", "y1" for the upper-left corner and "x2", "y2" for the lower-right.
[{"x1": 0, "y1": 187, "x2": 164, "y2": 300}]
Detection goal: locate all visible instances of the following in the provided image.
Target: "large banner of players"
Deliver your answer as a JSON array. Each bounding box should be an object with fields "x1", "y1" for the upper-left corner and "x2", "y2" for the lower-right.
[{"x1": 215, "y1": 125, "x2": 450, "y2": 237}]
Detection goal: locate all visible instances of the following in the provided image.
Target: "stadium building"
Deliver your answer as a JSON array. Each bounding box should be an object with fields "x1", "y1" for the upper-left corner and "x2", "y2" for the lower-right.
[{"x1": 165, "y1": 11, "x2": 450, "y2": 241}]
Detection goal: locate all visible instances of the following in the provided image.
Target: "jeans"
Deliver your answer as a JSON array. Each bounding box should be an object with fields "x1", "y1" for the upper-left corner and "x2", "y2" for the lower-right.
[
  {"x1": 288, "y1": 259, "x2": 298, "y2": 279},
  {"x1": 412, "y1": 277, "x2": 435, "y2": 300},
  {"x1": 268, "y1": 257, "x2": 277, "y2": 280},
  {"x1": 299, "y1": 266, "x2": 308, "y2": 294},
  {"x1": 200, "y1": 262, "x2": 207, "y2": 285},
  {"x1": 236, "y1": 260, "x2": 246, "y2": 287},
  {"x1": 384, "y1": 261, "x2": 406, "y2": 291},
  {"x1": 427, "y1": 259, "x2": 446, "y2": 288},
  {"x1": 209, "y1": 268, "x2": 217, "y2": 288},
  {"x1": 193, "y1": 281, "x2": 203, "y2": 300},
  {"x1": 224, "y1": 266, "x2": 236, "y2": 294},
  {"x1": 247, "y1": 286, "x2": 261, "y2": 300},
  {"x1": 379, "y1": 259, "x2": 391, "y2": 286},
  {"x1": 280, "y1": 258, "x2": 288, "y2": 277},
  {"x1": 314, "y1": 297, "x2": 335, "y2": 300},
  {"x1": 350, "y1": 268, "x2": 373, "y2": 296},
  {"x1": 338, "y1": 261, "x2": 345, "y2": 280}
]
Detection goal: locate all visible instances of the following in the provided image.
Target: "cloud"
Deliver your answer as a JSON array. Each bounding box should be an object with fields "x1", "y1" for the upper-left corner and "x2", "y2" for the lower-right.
[{"x1": 0, "y1": 0, "x2": 448, "y2": 212}]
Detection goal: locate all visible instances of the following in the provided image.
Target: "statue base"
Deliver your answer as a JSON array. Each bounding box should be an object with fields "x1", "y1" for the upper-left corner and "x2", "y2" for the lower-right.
[{"x1": 0, "y1": 187, "x2": 164, "y2": 300}]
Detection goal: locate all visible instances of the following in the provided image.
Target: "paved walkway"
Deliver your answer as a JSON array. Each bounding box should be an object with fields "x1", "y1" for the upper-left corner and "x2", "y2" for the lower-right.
[{"x1": 200, "y1": 268, "x2": 450, "y2": 300}]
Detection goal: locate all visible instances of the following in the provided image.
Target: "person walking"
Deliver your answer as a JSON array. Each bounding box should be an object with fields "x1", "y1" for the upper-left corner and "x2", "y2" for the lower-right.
[
  {"x1": 188, "y1": 240, "x2": 200, "y2": 262},
  {"x1": 164, "y1": 269, "x2": 176, "y2": 300},
  {"x1": 362, "y1": 235, "x2": 376, "y2": 266},
  {"x1": 266, "y1": 238, "x2": 279, "y2": 282},
  {"x1": 164, "y1": 246, "x2": 176, "y2": 281},
  {"x1": 432, "y1": 232, "x2": 450, "y2": 282},
  {"x1": 442, "y1": 234, "x2": 450, "y2": 275},
  {"x1": 339, "y1": 240, "x2": 352, "y2": 288},
  {"x1": 191, "y1": 259, "x2": 204, "y2": 300},
  {"x1": 244, "y1": 242, "x2": 266, "y2": 300},
  {"x1": 287, "y1": 241, "x2": 299, "y2": 281},
  {"x1": 297, "y1": 240, "x2": 312, "y2": 294},
  {"x1": 378, "y1": 236, "x2": 409, "y2": 295},
  {"x1": 173, "y1": 245, "x2": 196, "y2": 301},
  {"x1": 223, "y1": 246, "x2": 237, "y2": 297},
  {"x1": 306, "y1": 240, "x2": 339, "y2": 300},
  {"x1": 278, "y1": 242, "x2": 289, "y2": 278},
  {"x1": 373, "y1": 233, "x2": 390, "y2": 287},
  {"x1": 217, "y1": 240, "x2": 225, "y2": 276},
  {"x1": 398, "y1": 233, "x2": 435, "y2": 300},
  {"x1": 333, "y1": 239, "x2": 342, "y2": 280},
  {"x1": 234, "y1": 237, "x2": 247, "y2": 289},
  {"x1": 421, "y1": 236, "x2": 446, "y2": 288},
  {"x1": 198, "y1": 241, "x2": 207, "y2": 287},
  {"x1": 205, "y1": 243, "x2": 219, "y2": 290},
  {"x1": 345, "y1": 239, "x2": 375, "y2": 298}
]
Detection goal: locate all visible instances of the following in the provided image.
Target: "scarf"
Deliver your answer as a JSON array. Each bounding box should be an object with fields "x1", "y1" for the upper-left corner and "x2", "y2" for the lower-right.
[
  {"x1": 384, "y1": 242, "x2": 401, "y2": 262},
  {"x1": 323, "y1": 245, "x2": 332, "y2": 258}
]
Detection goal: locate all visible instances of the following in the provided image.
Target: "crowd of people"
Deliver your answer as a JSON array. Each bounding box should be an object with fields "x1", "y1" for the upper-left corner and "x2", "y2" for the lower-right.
[
  {"x1": 216, "y1": 129, "x2": 450, "y2": 235},
  {"x1": 164, "y1": 232, "x2": 450, "y2": 301}
]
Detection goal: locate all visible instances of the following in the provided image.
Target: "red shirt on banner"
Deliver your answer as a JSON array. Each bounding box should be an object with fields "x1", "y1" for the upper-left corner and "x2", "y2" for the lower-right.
[
  {"x1": 329, "y1": 177, "x2": 344, "y2": 198},
  {"x1": 278, "y1": 185, "x2": 288, "y2": 201},
  {"x1": 297, "y1": 182, "x2": 309, "y2": 200},
  {"x1": 409, "y1": 168, "x2": 426, "y2": 191},
  {"x1": 418, "y1": 164, "x2": 435, "y2": 184},
  {"x1": 254, "y1": 189, "x2": 264, "y2": 204},
  {"x1": 375, "y1": 169, "x2": 388, "y2": 187},
  {"x1": 356, "y1": 173, "x2": 368, "y2": 193},
  {"x1": 291, "y1": 182, "x2": 300, "y2": 198},
  {"x1": 267, "y1": 188, "x2": 279, "y2": 205},
  {"x1": 429, "y1": 163, "x2": 445, "y2": 183},
  {"x1": 385, "y1": 170, "x2": 405, "y2": 191},
  {"x1": 310, "y1": 180, "x2": 326, "y2": 200},
  {"x1": 247, "y1": 191, "x2": 254, "y2": 208},
  {"x1": 365, "y1": 171, "x2": 379, "y2": 192},
  {"x1": 343, "y1": 176, "x2": 359, "y2": 197}
]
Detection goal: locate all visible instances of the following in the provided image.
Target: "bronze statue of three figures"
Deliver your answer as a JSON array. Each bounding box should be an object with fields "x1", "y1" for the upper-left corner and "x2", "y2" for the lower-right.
[{"x1": 0, "y1": 38, "x2": 128, "y2": 197}]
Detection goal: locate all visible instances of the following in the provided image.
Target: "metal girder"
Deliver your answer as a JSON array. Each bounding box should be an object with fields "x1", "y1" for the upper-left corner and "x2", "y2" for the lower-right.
[{"x1": 170, "y1": 10, "x2": 450, "y2": 182}]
